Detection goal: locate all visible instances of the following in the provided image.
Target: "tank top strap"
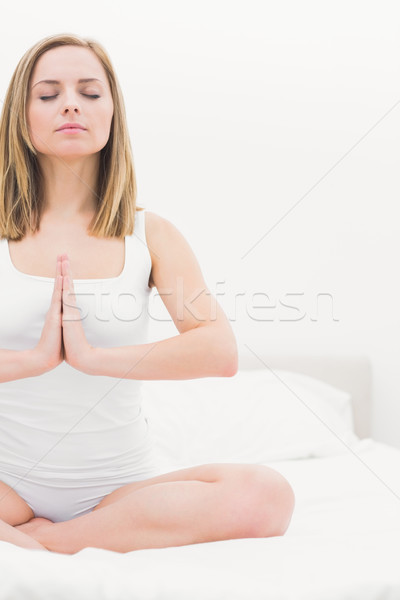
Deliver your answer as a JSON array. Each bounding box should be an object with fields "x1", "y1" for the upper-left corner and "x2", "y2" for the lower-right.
[
  {"x1": 0, "y1": 238, "x2": 9, "y2": 277},
  {"x1": 124, "y1": 208, "x2": 152, "y2": 286},
  {"x1": 132, "y1": 208, "x2": 146, "y2": 241}
]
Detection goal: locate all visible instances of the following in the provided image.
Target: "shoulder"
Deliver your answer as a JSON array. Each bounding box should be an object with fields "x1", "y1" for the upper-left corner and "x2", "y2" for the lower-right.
[
  {"x1": 142, "y1": 209, "x2": 167, "y2": 237},
  {"x1": 143, "y1": 210, "x2": 187, "y2": 289},
  {"x1": 143, "y1": 210, "x2": 187, "y2": 250},
  {"x1": 143, "y1": 209, "x2": 176, "y2": 234}
]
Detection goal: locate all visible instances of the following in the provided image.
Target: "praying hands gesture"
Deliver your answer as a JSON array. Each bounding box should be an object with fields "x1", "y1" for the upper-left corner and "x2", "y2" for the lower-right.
[{"x1": 34, "y1": 254, "x2": 94, "y2": 374}]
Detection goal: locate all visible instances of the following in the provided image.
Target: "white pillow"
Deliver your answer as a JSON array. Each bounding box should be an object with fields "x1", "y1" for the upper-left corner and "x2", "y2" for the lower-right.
[{"x1": 141, "y1": 368, "x2": 360, "y2": 470}]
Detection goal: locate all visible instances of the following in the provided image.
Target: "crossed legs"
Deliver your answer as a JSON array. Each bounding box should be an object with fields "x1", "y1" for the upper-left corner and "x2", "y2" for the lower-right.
[{"x1": 17, "y1": 463, "x2": 295, "y2": 554}]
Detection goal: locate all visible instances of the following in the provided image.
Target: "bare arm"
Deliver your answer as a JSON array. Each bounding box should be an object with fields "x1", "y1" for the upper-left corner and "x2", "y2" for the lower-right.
[
  {"x1": 86, "y1": 317, "x2": 237, "y2": 380},
  {"x1": 85, "y1": 212, "x2": 238, "y2": 380},
  {"x1": 0, "y1": 348, "x2": 44, "y2": 383}
]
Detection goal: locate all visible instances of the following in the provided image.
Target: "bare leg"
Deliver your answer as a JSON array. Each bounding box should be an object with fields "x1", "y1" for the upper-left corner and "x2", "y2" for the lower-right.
[
  {"x1": 0, "y1": 518, "x2": 48, "y2": 551},
  {"x1": 33, "y1": 471, "x2": 294, "y2": 554},
  {"x1": 16, "y1": 517, "x2": 54, "y2": 537}
]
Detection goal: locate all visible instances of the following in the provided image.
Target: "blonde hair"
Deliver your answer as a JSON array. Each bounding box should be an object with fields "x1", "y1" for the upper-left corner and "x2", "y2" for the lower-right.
[{"x1": 0, "y1": 33, "x2": 143, "y2": 241}]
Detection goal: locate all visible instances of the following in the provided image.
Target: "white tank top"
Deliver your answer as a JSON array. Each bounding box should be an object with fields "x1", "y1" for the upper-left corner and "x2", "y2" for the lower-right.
[{"x1": 0, "y1": 209, "x2": 156, "y2": 480}]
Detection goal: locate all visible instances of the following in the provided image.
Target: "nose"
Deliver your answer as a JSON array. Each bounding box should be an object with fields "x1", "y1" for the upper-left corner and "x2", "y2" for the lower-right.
[
  {"x1": 64, "y1": 104, "x2": 80, "y2": 114},
  {"x1": 62, "y1": 94, "x2": 81, "y2": 114}
]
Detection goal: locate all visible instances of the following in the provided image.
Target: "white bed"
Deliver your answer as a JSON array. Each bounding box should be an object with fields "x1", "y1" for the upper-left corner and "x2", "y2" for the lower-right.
[{"x1": 1, "y1": 352, "x2": 400, "y2": 600}]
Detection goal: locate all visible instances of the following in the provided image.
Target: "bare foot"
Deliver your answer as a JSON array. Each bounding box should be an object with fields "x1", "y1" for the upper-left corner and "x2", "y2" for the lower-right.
[{"x1": 15, "y1": 517, "x2": 54, "y2": 543}]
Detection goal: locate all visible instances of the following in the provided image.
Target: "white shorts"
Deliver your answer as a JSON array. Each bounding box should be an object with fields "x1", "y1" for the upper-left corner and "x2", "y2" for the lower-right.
[{"x1": 0, "y1": 463, "x2": 163, "y2": 523}]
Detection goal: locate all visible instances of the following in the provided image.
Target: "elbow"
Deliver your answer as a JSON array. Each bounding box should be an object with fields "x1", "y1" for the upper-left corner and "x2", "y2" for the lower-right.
[{"x1": 204, "y1": 323, "x2": 238, "y2": 377}]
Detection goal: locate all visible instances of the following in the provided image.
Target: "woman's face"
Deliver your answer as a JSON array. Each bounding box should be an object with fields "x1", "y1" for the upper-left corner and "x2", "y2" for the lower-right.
[{"x1": 27, "y1": 45, "x2": 114, "y2": 160}]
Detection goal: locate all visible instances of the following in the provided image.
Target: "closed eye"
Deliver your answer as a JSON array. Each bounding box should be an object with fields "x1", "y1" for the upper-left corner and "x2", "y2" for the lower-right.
[{"x1": 40, "y1": 94, "x2": 101, "y2": 101}]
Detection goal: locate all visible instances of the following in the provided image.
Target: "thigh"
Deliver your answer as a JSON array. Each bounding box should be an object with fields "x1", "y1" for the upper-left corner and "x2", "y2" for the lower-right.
[
  {"x1": 0, "y1": 480, "x2": 34, "y2": 526},
  {"x1": 92, "y1": 463, "x2": 264, "y2": 512}
]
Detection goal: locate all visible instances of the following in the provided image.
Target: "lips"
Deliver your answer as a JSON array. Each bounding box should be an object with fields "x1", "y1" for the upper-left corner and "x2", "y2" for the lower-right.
[{"x1": 56, "y1": 123, "x2": 86, "y2": 131}]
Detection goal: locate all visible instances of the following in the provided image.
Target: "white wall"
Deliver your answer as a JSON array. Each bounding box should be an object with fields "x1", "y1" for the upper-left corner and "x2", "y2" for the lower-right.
[{"x1": 1, "y1": 1, "x2": 399, "y2": 447}]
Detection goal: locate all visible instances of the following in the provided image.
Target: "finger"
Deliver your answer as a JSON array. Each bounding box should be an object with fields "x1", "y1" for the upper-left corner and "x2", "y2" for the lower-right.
[
  {"x1": 54, "y1": 255, "x2": 62, "y2": 276},
  {"x1": 63, "y1": 275, "x2": 78, "y2": 310},
  {"x1": 62, "y1": 257, "x2": 72, "y2": 293},
  {"x1": 62, "y1": 257, "x2": 74, "y2": 289},
  {"x1": 52, "y1": 256, "x2": 63, "y2": 304},
  {"x1": 62, "y1": 258, "x2": 80, "y2": 322},
  {"x1": 56, "y1": 255, "x2": 62, "y2": 284},
  {"x1": 61, "y1": 254, "x2": 70, "y2": 275}
]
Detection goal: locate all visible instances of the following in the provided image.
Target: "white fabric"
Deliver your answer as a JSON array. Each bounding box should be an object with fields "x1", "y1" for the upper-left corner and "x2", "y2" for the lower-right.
[
  {"x1": 1, "y1": 439, "x2": 399, "y2": 599},
  {"x1": 141, "y1": 368, "x2": 360, "y2": 470},
  {"x1": 0, "y1": 210, "x2": 160, "y2": 521}
]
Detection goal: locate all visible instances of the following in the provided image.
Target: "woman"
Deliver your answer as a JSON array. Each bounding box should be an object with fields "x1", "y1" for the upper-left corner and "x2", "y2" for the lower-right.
[{"x1": 0, "y1": 33, "x2": 295, "y2": 554}]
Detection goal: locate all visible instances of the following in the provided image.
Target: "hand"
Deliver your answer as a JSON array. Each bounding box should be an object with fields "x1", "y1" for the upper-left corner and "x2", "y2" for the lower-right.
[
  {"x1": 61, "y1": 254, "x2": 94, "y2": 372},
  {"x1": 34, "y1": 256, "x2": 64, "y2": 373}
]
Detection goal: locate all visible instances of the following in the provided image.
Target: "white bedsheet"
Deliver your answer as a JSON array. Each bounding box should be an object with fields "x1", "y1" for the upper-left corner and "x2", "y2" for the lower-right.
[{"x1": 1, "y1": 438, "x2": 400, "y2": 600}]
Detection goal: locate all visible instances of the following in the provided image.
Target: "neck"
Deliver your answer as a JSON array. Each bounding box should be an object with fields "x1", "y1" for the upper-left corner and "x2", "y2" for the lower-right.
[{"x1": 38, "y1": 153, "x2": 100, "y2": 220}]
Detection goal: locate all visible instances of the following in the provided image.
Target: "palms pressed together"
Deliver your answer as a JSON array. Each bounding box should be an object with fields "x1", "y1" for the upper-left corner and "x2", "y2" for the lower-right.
[{"x1": 38, "y1": 253, "x2": 94, "y2": 374}]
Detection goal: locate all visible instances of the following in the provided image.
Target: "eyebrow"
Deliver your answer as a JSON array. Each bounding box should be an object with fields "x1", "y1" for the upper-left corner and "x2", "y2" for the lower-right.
[{"x1": 32, "y1": 78, "x2": 103, "y2": 89}]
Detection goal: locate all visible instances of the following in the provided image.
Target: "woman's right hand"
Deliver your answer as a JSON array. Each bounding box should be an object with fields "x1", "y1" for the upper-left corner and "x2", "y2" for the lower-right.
[{"x1": 33, "y1": 256, "x2": 64, "y2": 373}]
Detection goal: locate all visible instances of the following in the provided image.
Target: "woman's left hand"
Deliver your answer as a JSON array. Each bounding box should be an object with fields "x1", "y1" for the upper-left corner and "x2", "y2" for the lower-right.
[{"x1": 61, "y1": 254, "x2": 95, "y2": 373}]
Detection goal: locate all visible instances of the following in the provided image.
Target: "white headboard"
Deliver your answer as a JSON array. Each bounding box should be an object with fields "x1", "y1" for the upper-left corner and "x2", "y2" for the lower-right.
[{"x1": 238, "y1": 349, "x2": 372, "y2": 439}]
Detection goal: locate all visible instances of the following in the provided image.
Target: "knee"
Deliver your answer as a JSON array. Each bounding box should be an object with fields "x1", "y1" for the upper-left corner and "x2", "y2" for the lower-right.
[
  {"x1": 230, "y1": 465, "x2": 295, "y2": 539},
  {"x1": 269, "y1": 473, "x2": 296, "y2": 536}
]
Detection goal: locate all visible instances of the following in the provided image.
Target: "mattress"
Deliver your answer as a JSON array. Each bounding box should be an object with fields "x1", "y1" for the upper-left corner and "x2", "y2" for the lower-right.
[
  {"x1": 1, "y1": 438, "x2": 399, "y2": 600},
  {"x1": 1, "y1": 366, "x2": 399, "y2": 599}
]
